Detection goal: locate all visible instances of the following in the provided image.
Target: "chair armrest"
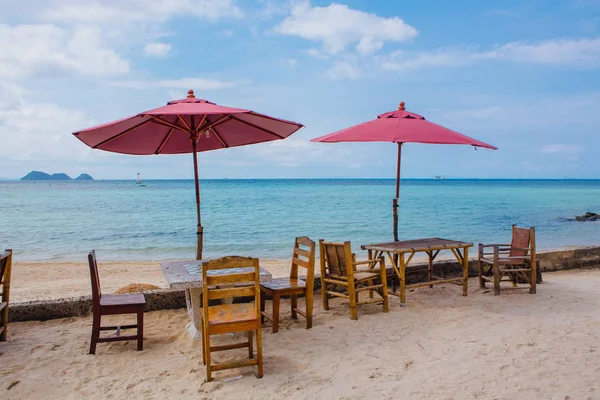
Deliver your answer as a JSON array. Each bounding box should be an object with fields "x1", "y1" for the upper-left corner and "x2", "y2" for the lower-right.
[
  {"x1": 479, "y1": 243, "x2": 510, "y2": 248},
  {"x1": 496, "y1": 247, "x2": 531, "y2": 252},
  {"x1": 353, "y1": 259, "x2": 382, "y2": 266},
  {"x1": 356, "y1": 268, "x2": 385, "y2": 274}
]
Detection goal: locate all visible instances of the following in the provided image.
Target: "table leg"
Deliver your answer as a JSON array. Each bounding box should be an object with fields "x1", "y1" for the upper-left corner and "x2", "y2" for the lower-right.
[
  {"x1": 368, "y1": 249, "x2": 374, "y2": 299},
  {"x1": 399, "y1": 253, "x2": 406, "y2": 306},
  {"x1": 185, "y1": 287, "x2": 203, "y2": 337},
  {"x1": 462, "y1": 247, "x2": 469, "y2": 296},
  {"x1": 427, "y1": 251, "x2": 433, "y2": 288}
]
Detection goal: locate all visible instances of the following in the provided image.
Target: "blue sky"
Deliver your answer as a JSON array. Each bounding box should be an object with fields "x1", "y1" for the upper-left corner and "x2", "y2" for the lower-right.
[{"x1": 1, "y1": 0, "x2": 599, "y2": 179}]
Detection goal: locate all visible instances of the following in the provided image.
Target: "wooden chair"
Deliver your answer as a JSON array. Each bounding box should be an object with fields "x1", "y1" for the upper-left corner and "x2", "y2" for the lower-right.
[
  {"x1": 319, "y1": 240, "x2": 389, "y2": 320},
  {"x1": 0, "y1": 249, "x2": 13, "y2": 341},
  {"x1": 260, "y1": 237, "x2": 316, "y2": 333},
  {"x1": 88, "y1": 250, "x2": 145, "y2": 354},
  {"x1": 478, "y1": 225, "x2": 538, "y2": 295},
  {"x1": 201, "y1": 256, "x2": 263, "y2": 382}
]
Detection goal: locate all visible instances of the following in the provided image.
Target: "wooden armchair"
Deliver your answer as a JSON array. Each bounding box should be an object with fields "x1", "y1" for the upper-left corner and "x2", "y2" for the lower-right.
[
  {"x1": 478, "y1": 225, "x2": 538, "y2": 295},
  {"x1": 260, "y1": 236, "x2": 316, "y2": 333},
  {"x1": 0, "y1": 249, "x2": 13, "y2": 341},
  {"x1": 88, "y1": 250, "x2": 145, "y2": 354},
  {"x1": 319, "y1": 240, "x2": 388, "y2": 320},
  {"x1": 201, "y1": 256, "x2": 263, "y2": 382}
]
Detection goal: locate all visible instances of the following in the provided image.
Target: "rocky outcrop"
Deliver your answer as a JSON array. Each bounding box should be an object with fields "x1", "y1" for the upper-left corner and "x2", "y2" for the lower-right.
[
  {"x1": 574, "y1": 212, "x2": 599, "y2": 222},
  {"x1": 21, "y1": 171, "x2": 94, "y2": 181}
]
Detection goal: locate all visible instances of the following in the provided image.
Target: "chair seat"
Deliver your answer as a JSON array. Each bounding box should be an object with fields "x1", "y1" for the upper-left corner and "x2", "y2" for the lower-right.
[
  {"x1": 480, "y1": 257, "x2": 528, "y2": 265},
  {"x1": 205, "y1": 303, "x2": 257, "y2": 326},
  {"x1": 354, "y1": 271, "x2": 379, "y2": 281},
  {"x1": 260, "y1": 277, "x2": 305, "y2": 291},
  {"x1": 100, "y1": 293, "x2": 145, "y2": 307}
]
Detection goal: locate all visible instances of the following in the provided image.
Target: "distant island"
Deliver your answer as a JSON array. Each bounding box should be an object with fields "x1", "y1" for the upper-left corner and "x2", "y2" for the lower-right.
[{"x1": 21, "y1": 171, "x2": 94, "y2": 181}]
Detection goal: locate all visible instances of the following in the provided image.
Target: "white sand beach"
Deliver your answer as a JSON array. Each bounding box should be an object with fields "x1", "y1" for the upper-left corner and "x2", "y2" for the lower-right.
[{"x1": 1, "y1": 269, "x2": 599, "y2": 399}]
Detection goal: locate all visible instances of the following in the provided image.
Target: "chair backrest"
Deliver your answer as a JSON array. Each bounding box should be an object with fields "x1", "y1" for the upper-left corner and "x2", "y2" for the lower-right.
[
  {"x1": 290, "y1": 237, "x2": 316, "y2": 283},
  {"x1": 202, "y1": 256, "x2": 260, "y2": 314},
  {"x1": 319, "y1": 240, "x2": 354, "y2": 278},
  {"x1": 88, "y1": 250, "x2": 102, "y2": 309},
  {"x1": 0, "y1": 249, "x2": 13, "y2": 299},
  {"x1": 510, "y1": 225, "x2": 535, "y2": 257},
  {"x1": 0, "y1": 250, "x2": 12, "y2": 286}
]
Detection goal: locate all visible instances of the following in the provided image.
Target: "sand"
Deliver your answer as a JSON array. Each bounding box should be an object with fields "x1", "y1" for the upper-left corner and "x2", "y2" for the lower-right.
[
  {"x1": 1, "y1": 269, "x2": 599, "y2": 399},
  {"x1": 10, "y1": 260, "x2": 291, "y2": 302}
]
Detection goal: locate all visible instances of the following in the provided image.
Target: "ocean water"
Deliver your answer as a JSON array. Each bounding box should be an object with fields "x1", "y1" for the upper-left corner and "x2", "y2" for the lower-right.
[{"x1": 1, "y1": 179, "x2": 599, "y2": 262}]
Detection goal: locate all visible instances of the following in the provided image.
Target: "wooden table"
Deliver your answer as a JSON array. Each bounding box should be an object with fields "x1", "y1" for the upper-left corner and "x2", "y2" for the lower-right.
[
  {"x1": 361, "y1": 238, "x2": 473, "y2": 306},
  {"x1": 160, "y1": 260, "x2": 272, "y2": 337}
]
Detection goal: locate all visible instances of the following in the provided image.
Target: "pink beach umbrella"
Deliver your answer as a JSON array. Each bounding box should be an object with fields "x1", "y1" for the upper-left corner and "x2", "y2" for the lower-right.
[
  {"x1": 311, "y1": 101, "x2": 497, "y2": 241},
  {"x1": 74, "y1": 90, "x2": 304, "y2": 259}
]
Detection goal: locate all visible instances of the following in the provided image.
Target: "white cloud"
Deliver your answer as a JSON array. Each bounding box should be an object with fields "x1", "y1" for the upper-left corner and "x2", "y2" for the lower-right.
[
  {"x1": 327, "y1": 61, "x2": 361, "y2": 80},
  {"x1": 110, "y1": 77, "x2": 235, "y2": 90},
  {"x1": 0, "y1": 24, "x2": 129, "y2": 79},
  {"x1": 0, "y1": 99, "x2": 95, "y2": 165},
  {"x1": 275, "y1": 1, "x2": 417, "y2": 55},
  {"x1": 381, "y1": 38, "x2": 600, "y2": 73},
  {"x1": 143, "y1": 42, "x2": 172, "y2": 57},
  {"x1": 40, "y1": 0, "x2": 244, "y2": 24},
  {"x1": 541, "y1": 144, "x2": 583, "y2": 154},
  {"x1": 286, "y1": 58, "x2": 298, "y2": 66}
]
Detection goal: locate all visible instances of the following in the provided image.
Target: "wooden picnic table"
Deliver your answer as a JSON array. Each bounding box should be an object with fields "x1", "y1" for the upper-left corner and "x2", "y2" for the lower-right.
[
  {"x1": 361, "y1": 238, "x2": 473, "y2": 306},
  {"x1": 160, "y1": 260, "x2": 272, "y2": 336}
]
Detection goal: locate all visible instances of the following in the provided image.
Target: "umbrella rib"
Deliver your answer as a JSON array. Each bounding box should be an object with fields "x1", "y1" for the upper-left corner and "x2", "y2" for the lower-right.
[
  {"x1": 155, "y1": 128, "x2": 174, "y2": 154},
  {"x1": 91, "y1": 117, "x2": 153, "y2": 148},
  {"x1": 149, "y1": 116, "x2": 189, "y2": 133},
  {"x1": 177, "y1": 115, "x2": 192, "y2": 131},
  {"x1": 210, "y1": 126, "x2": 229, "y2": 148},
  {"x1": 229, "y1": 115, "x2": 285, "y2": 139},
  {"x1": 196, "y1": 114, "x2": 233, "y2": 134},
  {"x1": 194, "y1": 115, "x2": 207, "y2": 133}
]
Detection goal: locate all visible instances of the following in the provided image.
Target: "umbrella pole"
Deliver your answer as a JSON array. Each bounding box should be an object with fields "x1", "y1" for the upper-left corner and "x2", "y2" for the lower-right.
[
  {"x1": 192, "y1": 140, "x2": 203, "y2": 260},
  {"x1": 393, "y1": 143, "x2": 403, "y2": 242}
]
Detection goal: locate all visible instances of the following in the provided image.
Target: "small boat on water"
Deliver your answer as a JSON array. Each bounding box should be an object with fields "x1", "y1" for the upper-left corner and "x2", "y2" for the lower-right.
[
  {"x1": 434, "y1": 176, "x2": 445, "y2": 180},
  {"x1": 135, "y1": 173, "x2": 142, "y2": 184}
]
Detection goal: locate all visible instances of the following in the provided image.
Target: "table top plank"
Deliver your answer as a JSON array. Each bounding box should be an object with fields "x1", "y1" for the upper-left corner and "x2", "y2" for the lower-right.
[
  {"x1": 361, "y1": 237, "x2": 473, "y2": 254},
  {"x1": 160, "y1": 260, "x2": 272, "y2": 290}
]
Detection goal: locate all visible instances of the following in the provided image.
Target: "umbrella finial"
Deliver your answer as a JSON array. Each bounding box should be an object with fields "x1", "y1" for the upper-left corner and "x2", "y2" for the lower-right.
[
  {"x1": 398, "y1": 101, "x2": 405, "y2": 111},
  {"x1": 187, "y1": 90, "x2": 195, "y2": 98}
]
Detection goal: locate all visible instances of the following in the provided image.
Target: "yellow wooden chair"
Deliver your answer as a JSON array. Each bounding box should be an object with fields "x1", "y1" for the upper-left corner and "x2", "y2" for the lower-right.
[
  {"x1": 0, "y1": 249, "x2": 13, "y2": 341},
  {"x1": 319, "y1": 240, "x2": 388, "y2": 320},
  {"x1": 260, "y1": 237, "x2": 316, "y2": 333},
  {"x1": 201, "y1": 256, "x2": 263, "y2": 382}
]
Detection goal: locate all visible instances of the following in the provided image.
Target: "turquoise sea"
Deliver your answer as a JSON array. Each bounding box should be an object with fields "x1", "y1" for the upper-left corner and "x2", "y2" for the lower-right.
[{"x1": 1, "y1": 179, "x2": 599, "y2": 262}]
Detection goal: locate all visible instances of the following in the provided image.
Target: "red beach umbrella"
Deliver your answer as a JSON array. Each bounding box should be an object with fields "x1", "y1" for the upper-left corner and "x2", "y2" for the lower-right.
[
  {"x1": 311, "y1": 101, "x2": 497, "y2": 241},
  {"x1": 74, "y1": 90, "x2": 304, "y2": 259}
]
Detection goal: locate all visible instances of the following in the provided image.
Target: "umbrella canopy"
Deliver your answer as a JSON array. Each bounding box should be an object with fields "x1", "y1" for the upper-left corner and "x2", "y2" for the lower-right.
[
  {"x1": 74, "y1": 90, "x2": 304, "y2": 259},
  {"x1": 311, "y1": 101, "x2": 496, "y2": 241}
]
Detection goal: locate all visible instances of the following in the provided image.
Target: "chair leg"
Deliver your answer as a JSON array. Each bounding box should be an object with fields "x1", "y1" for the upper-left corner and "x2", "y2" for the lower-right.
[
  {"x1": 305, "y1": 288, "x2": 313, "y2": 330},
  {"x1": 478, "y1": 259, "x2": 486, "y2": 289},
  {"x1": 137, "y1": 309, "x2": 144, "y2": 351},
  {"x1": 256, "y1": 327, "x2": 263, "y2": 379},
  {"x1": 89, "y1": 312, "x2": 100, "y2": 355},
  {"x1": 530, "y1": 264, "x2": 537, "y2": 295},
  {"x1": 204, "y1": 331, "x2": 212, "y2": 382},
  {"x1": 248, "y1": 330, "x2": 254, "y2": 359},
  {"x1": 348, "y1": 282, "x2": 358, "y2": 321},
  {"x1": 272, "y1": 294, "x2": 280, "y2": 333},
  {"x1": 322, "y1": 281, "x2": 330, "y2": 310},
  {"x1": 201, "y1": 326, "x2": 206, "y2": 365},
  {"x1": 291, "y1": 295, "x2": 298, "y2": 319},
  {"x1": 493, "y1": 265, "x2": 501, "y2": 296},
  {"x1": 260, "y1": 291, "x2": 266, "y2": 324}
]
